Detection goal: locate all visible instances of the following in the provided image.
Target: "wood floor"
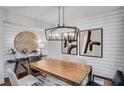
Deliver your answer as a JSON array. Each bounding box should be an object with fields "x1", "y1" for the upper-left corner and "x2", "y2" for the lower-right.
[{"x1": 0, "y1": 78, "x2": 12, "y2": 86}]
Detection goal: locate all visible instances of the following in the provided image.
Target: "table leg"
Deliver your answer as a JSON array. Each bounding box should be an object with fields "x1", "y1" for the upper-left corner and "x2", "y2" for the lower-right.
[
  {"x1": 39, "y1": 71, "x2": 47, "y2": 77},
  {"x1": 88, "y1": 68, "x2": 92, "y2": 81}
]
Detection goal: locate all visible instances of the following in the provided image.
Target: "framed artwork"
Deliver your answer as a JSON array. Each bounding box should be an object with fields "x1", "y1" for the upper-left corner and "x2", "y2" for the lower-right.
[
  {"x1": 79, "y1": 28, "x2": 103, "y2": 58},
  {"x1": 61, "y1": 32, "x2": 78, "y2": 55}
]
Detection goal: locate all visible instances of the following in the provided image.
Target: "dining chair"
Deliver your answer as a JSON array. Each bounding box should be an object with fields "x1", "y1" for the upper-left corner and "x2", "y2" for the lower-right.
[
  {"x1": 7, "y1": 68, "x2": 39, "y2": 86},
  {"x1": 86, "y1": 70, "x2": 124, "y2": 86}
]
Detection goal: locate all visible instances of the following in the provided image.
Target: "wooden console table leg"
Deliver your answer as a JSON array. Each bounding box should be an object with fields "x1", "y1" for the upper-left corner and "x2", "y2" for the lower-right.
[
  {"x1": 14, "y1": 61, "x2": 21, "y2": 78},
  {"x1": 14, "y1": 62, "x2": 19, "y2": 74},
  {"x1": 20, "y1": 63, "x2": 32, "y2": 75},
  {"x1": 27, "y1": 64, "x2": 31, "y2": 75},
  {"x1": 27, "y1": 57, "x2": 32, "y2": 75}
]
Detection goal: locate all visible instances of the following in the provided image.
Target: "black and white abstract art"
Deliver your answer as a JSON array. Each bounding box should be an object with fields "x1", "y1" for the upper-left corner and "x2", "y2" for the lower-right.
[
  {"x1": 79, "y1": 28, "x2": 103, "y2": 58},
  {"x1": 62, "y1": 32, "x2": 78, "y2": 55}
]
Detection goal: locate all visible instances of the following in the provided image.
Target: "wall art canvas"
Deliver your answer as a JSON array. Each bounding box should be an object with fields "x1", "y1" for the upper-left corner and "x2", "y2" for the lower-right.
[
  {"x1": 62, "y1": 32, "x2": 78, "y2": 55},
  {"x1": 79, "y1": 28, "x2": 103, "y2": 57}
]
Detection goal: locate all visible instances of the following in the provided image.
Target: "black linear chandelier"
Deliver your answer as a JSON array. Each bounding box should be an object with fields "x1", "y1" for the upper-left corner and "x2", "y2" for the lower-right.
[{"x1": 45, "y1": 6, "x2": 79, "y2": 41}]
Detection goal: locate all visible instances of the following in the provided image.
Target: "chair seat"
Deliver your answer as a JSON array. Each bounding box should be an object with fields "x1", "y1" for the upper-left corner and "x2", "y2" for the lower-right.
[{"x1": 18, "y1": 75, "x2": 39, "y2": 86}]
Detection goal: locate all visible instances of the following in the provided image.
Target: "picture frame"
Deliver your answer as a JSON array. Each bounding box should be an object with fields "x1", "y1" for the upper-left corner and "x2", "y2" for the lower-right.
[
  {"x1": 79, "y1": 28, "x2": 103, "y2": 58},
  {"x1": 61, "y1": 31, "x2": 78, "y2": 55}
]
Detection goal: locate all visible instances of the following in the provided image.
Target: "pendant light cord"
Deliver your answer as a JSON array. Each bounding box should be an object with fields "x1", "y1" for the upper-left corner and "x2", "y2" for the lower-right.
[
  {"x1": 63, "y1": 6, "x2": 65, "y2": 26},
  {"x1": 58, "y1": 6, "x2": 60, "y2": 27},
  {"x1": 58, "y1": 6, "x2": 65, "y2": 26},
  {"x1": 45, "y1": 6, "x2": 79, "y2": 41}
]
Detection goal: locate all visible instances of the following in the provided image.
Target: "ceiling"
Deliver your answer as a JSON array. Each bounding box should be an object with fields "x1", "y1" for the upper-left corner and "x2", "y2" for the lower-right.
[{"x1": 2, "y1": 6, "x2": 123, "y2": 25}]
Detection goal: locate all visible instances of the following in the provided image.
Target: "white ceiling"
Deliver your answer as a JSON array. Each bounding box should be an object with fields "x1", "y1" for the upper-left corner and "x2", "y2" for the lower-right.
[{"x1": 2, "y1": 6, "x2": 123, "y2": 25}]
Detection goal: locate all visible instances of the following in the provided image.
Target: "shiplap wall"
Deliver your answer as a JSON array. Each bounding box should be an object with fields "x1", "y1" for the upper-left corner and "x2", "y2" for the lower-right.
[
  {"x1": 1, "y1": 9, "x2": 47, "y2": 77},
  {"x1": 3, "y1": 23, "x2": 45, "y2": 77},
  {"x1": 0, "y1": 9, "x2": 4, "y2": 83},
  {"x1": 48, "y1": 9, "x2": 124, "y2": 78}
]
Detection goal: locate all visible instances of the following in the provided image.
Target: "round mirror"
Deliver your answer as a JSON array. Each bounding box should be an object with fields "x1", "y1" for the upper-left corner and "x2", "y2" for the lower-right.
[{"x1": 14, "y1": 31, "x2": 38, "y2": 54}]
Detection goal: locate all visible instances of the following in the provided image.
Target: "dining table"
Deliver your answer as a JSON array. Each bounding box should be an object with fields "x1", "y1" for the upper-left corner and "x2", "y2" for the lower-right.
[{"x1": 30, "y1": 58, "x2": 92, "y2": 86}]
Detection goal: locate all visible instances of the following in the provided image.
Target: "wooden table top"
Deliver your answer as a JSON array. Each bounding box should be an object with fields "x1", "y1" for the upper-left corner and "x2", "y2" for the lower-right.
[{"x1": 30, "y1": 58, "x2": 92, "y2": 85}]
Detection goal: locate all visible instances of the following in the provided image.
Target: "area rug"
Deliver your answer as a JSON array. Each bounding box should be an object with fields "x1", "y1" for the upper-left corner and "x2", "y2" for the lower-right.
[{"x1": 31, "y1": 75, "x2": 71, "y2": 86}]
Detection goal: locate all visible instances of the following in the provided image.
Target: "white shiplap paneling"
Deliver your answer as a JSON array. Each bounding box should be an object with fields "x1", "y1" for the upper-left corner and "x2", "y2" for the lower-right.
[
  {"x1": 0, "y1": 9, "x2": 4, "y2": 84},
  {"x1": 1, "y1": 8, "x2": 47, "y2": 78},
  {"x1": 2, "y1": 22, "x2": 46, "y2": 77},
  {"x1": 48, "y1": 9, "x2": 124, "y2": 78}
]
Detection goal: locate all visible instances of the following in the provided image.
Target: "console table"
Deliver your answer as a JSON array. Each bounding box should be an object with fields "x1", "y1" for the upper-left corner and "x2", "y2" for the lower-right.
[{"x1": 7, "y1": 55, "x2": 47, "y2": 77}]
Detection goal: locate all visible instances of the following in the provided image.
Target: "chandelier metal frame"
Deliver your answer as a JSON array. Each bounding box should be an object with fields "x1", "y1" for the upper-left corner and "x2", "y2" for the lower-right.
[{"x1": 45, "y1": 6, "x2": 79, "y2": 41}]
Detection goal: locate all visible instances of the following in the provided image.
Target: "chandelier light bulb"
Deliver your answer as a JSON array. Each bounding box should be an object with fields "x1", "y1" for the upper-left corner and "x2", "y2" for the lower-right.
[
  {"x1": 49, "y1": 33, "x2": 52, "y2": 36},
  {"x1": 69, "y1": 33, "x2": 72, "y2": 36},
  {"x1": 64, "y1": 33, "x2": 67, "y2": 37}
]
